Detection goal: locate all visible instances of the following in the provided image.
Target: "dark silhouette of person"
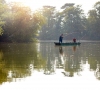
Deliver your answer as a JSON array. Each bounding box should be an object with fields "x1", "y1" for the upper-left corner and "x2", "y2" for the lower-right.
[
  {"x1": 59, "y1": 34, "x2": 63, "y2": 43},
  {"x1": 73, "y1": 38, "x2": 76, "y2": 43}
]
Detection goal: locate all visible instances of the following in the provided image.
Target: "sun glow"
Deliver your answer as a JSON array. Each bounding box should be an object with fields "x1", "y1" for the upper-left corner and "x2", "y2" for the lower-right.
[
  {"x1": 6, "y1": 0, "x2": 63, "y2": 11},
  {"x1": 6, "y1": 0, "x2": 45, "y2": 11},
  {"x1": 6, "y1": 0, "x2": 99, "y2": 13}
]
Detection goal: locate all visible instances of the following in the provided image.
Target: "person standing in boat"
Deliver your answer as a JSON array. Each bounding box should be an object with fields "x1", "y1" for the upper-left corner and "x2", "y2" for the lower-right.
[
  {"x1": 59, "y1": 34, "x2": 63, "y2": 43},
  {"x1": 73, "y1": 38, "x2": 76, "y2": 43}
]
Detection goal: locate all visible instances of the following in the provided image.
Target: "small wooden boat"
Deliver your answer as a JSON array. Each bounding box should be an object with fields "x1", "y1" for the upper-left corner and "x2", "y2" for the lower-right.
[{"x1": 54, "y1": 42, "x2": 81, "y2": 46}]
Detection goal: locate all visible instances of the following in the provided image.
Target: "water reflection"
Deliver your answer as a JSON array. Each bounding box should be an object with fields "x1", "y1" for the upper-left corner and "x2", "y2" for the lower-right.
[
  {"x1": 39, "y1": 43, "x2": 82, "y2": 77},
  {"x1": 55, "y1": 45, "x2": 81, "y2": 77},
  {"x1": 0, "y1": 43, "x2": 45, "y2": 84},
  {"x1": 0, "y1": 42, "x2": 100, "y2": 86},
  {"x1": 39, "y1": 42, "x2": 100, "y2": 79}
]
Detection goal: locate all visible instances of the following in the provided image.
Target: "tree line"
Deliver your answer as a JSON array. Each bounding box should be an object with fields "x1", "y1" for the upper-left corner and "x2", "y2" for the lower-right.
[
  {"x1": 0, "y1": 0, "x2": 100, "y2": 42},
  {"x1": 38, "y1": 2, "x2": 100, "y2": 40}
]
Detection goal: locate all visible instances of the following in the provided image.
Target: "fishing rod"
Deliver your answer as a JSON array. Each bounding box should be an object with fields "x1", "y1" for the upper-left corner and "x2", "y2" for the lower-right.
[
  {"x1": 63, "y1": 32, "x2": 80, "y2": 42},
  {"x1": 63, "y1": 31, "x2": 89, "y2": 42}
]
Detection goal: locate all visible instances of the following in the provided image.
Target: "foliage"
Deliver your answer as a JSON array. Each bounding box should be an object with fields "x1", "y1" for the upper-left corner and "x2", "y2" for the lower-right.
[
  {"x1": 0, "y1": 1, "x2": 100, "y2": 42},
  {"x1": 38, "y1": 6, "x2": 57, "y2": 40},
  {"x1": 38, "y1": 2, "x2": 100, "y2": 40},
  {"x1": 0, "y1": 0, "x2": 7, "y2": 35},
  {"x1": 61, "y1": 5, "x2": 87, "y2": 39},
  {"x1": 0, "y1": 2, "x2": 45, "y2": 42},
  {"x1": 39, "y1": 4, "x2": 87, "y2": 40},
  {"x1": 87, "y1": 1, "x2": 100, "y2": 40}
]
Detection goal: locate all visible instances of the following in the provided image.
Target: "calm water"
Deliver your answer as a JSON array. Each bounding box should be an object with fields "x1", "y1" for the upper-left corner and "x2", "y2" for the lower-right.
[{"x1": 0, "y1": 41, "x2": 100, "y2": 90}]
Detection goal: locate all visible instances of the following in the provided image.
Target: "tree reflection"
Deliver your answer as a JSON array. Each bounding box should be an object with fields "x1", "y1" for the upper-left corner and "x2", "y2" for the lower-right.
[
  {"x1": 58, "y1": 46, "x2": 81, "y2": 77},
  {"x1": 26, "y1": 42, "x2": 100, "y2": 80},
  {"x1": 84, "y1": 42, "x2": 100, "y2": 80},
  {"x1": 0, "y1": 51, "x2": 7, "y2": 84},
  {"x1": 0, "y1": 43, "x2": 46, "y2": 84},
  {"x1": 44, "y1": 59, "x2": 56, "y2": 75},
  {"x1": 0, "y1": 42, "x2": 100, "y2": 84},
  {"x1": 40, "y1": 43, "x2": 56, "y2": 75},
  {"x1": 40, "y1": 43, "x2": 82, "y2": 76}
]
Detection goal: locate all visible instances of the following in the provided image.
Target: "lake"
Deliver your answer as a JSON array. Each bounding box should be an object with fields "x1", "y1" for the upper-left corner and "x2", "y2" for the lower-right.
[{"x1": 0, "y1": 41, "x2": 100, "y2": 90}]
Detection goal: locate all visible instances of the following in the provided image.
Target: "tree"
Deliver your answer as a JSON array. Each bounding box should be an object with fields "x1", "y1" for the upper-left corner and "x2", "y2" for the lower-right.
[
  {"x1": 1, "y1": 2, "x2": 45, "y2": 42},
  {"x1": 38, "y1": 6, "x2": 57, "y2": 40},
  {"x1": 0, "y1": 0, "x2": 7, "y2": 35},
  {"x1": 88, "y1": 1, "x2": 100, "y2": 40},
  {"x1": 61, "y1": 5, "x2": 87, "y2": 40},
  {"x1": 53, "y1": 12, "x2": 63, "y2": 39}
]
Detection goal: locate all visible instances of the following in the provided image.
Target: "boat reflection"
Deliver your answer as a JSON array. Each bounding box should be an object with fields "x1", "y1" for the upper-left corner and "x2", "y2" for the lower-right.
[
  {"x1": 59, "y1": 46, "x2": 63, "y2": 55},
  {"x1": 73, "y1": 46, "x2": 76, "y2": 51},
  {"x1": 57, "y1": 46, "x2": 80, "y2": 77},
  {"x1": 43, "y1": 45, "x2": 81, "y2": 77}
]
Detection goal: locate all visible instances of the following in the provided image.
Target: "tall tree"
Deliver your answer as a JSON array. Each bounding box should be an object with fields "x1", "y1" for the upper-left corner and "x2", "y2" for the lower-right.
[
  {"x1": 61, "y1": 5, "x2": 87, "y2": 39},
  {"x1": 53, "y1": 12, "x2": 63, "y2": 39},
  {"x1": 39, "y1": 6, "x2": 56, "y2": 40},
  {"x1": 88, "y1": 1, "x2": 100, "y2": 40}
]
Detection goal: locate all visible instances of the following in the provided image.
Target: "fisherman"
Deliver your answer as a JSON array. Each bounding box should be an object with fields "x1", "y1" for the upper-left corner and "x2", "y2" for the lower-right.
[
  {"x1": 59, "y1": 34, "x2": 63, "y2": 43},
  {"x1": 73, "y1": 38, "x2": 76, "y2": 43}
]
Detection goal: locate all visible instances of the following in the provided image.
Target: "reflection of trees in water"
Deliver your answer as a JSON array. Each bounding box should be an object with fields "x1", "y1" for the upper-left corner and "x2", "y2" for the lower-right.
[
  {"x1": 39, "y1": 43, "x2": 56, "y2": 75},
  {"x1": 44, "y1": 59, "x2": 56, "y2": 75},
  {"x1": 0, "y1": 51, "x2": 7, "y2": 84},
  {"x1": 0, "y1": 42, "x2": 100, "y2": 84},
  {"x1": 63, "y1": 52, "x2": 81, "y2": 77},
  {"x1": 95, "y1": 63, "x2": 100, "y2": 80},
  {"x1": 40, "y1": 44, "x2": 82, "y2": 76},
  {"x1": 37, "y1": 42, "x2": 100, "y2": 79},
  {"x1": 82, "y1": 42, "x2": 100, "y2": 80},
  {"x1": 56, "y1": 46, "x2": 81, "y2": 77},
  {"x1": 0, "y1": 43, "x2": 46, "y2": 84}
]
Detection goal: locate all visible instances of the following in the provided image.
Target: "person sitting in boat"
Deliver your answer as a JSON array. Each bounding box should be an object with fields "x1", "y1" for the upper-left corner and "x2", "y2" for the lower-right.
[
  {"x1": 59, "y1": 34, "x2": 63, "y2": 43},
  {"x1": 73, "y1": 38, "x2": 76, "y2": 43}
]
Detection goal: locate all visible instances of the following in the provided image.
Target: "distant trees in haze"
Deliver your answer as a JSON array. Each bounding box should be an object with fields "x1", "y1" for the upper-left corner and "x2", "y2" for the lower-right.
[
  {"x1": 0, "y1": 0, "x2": 100, "y2": 42},
  {"x1": 38, "y1": 2, "x2": 100, "y2": 40},
  {"x1": 87, "y1": 2, "x2": 100, "y2": 40}
]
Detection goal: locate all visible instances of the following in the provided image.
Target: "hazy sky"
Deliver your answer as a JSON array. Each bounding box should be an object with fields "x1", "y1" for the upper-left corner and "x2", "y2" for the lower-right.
[{"x1": 6, "y1": 0, "x2": 99, "y2": 13}]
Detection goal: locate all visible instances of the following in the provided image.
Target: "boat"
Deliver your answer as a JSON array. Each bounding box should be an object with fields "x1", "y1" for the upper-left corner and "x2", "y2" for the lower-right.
[{"x1": 54, "y1": 42, "x2": 81, "y2": 46}]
